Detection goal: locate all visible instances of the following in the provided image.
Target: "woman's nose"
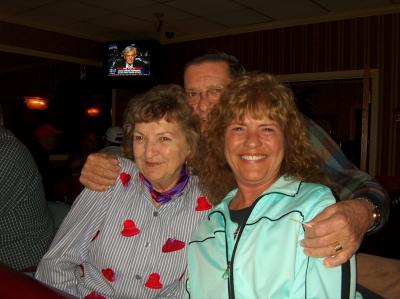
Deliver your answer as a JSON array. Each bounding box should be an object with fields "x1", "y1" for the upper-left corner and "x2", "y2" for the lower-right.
[
  {"x1": 144, "y1": 140, "x2": 158, "y2": 158},
  {"x1": 245, "y1": 130, "x2": 262, "y2": 148}
]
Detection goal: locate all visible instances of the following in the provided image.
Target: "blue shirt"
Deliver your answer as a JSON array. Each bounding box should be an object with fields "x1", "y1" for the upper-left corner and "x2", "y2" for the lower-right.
[{"x1": 187, "y1": 176, "x2": 359, "y2": 299}]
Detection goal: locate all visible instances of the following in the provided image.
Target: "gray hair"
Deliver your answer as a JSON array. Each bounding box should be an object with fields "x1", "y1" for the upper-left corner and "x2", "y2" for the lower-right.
[{"x1": 122, "y1": 46, "x2": 137, "y2": 57}]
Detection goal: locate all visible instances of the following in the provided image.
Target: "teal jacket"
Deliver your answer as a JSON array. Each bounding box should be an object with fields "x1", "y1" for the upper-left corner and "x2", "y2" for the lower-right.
[{"x1": 186, "y1": 176, "x2": 359, "y2": 299}]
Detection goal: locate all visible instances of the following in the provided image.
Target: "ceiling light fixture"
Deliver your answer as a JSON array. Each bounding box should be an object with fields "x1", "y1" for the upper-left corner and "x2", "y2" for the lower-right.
[
  {"x1": 24, "y1": 96, "x2": 49, "y2": 110},
  {"x1": 86, "y1": 107, "x2": 101, "y2": 117}
]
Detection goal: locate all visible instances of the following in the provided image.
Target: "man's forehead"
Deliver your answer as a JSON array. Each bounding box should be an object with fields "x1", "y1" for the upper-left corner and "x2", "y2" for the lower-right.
[
  {"x1": 184, "y1": 61, "x2": 231, "y2": 88},
  {"x1": 185, "y1": 75, "x2": 227, "y2": 88}
]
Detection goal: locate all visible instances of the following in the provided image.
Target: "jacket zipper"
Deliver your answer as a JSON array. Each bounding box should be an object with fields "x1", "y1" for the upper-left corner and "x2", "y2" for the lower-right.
[
  {"x1": 227, "y1": 220, "x2": 245, "y2": 299},
  {"x1": 224, "y1": 193, "x2": 267, "y2": 299}
]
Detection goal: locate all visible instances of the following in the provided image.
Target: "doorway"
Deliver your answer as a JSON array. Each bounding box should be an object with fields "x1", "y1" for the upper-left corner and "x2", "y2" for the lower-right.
[{"x1": 277, "y1": 70, "x2": 379, "y2": 175}]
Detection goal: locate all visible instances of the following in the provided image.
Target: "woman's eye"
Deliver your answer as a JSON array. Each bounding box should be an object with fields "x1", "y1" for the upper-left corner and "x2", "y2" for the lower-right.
[
  {"x1": 232, "y1": 126, "x2": 244, "y2": 132},
  {"x1": 262, "y1": 127, "x2": 275, "y2": 133},
  {"x1": 133, "y1": 135, "x2": 143, "y2": 142}
]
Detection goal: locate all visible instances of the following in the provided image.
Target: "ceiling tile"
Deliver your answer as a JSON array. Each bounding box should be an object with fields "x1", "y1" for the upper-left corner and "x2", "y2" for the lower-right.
[
  {"x1": 207, "y1": 9, "x2": 272, "y2": 27},
  {"x1": 235, "y1": 0, "x2": 328, "y2": 20},
  {"x1": 65, "y1": 21, "x2": 157, "y2": 41},
  {"x1": 9, "y1": 12, "x2": 77, "y2": 28},
  {"x1": 0, "y1": 0, "x2": 398, "y2": 43},
  {"x1": 316, "y1": 0, "x2": 393, "y2": 11},
  {"x1": 78, "y1": 0, "x2": 159, "y2": 14},
  {"x1": 168, "y1": 0, "x2": 244, "y2": 16},
  {"x1": 0, "y1": 0, "x2": 50, "y2": 16},
  {"x1": 123, "y1": 3, "x2": 192, "y2": 21},
  {"x1": 166, "y1": 17, "x2": 226, "y2": 35},
  {"x1": 63, "y1": 21, "x2": 120, "y2": 40},
  {"x1": 6, "y1": 0, "x2": 112, "y2": 27},
  {"x1": 89, "y1": 13, "x2": 151, "y2": 32},
  {"x1": 45, "y1": 0, "x2": 111, "y2": 21}
]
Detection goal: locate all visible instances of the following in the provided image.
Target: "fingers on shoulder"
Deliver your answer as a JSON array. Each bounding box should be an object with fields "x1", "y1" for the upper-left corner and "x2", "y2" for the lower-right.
[{"x1": 323, "y1": 250, "x2": 353, "y2": 267}]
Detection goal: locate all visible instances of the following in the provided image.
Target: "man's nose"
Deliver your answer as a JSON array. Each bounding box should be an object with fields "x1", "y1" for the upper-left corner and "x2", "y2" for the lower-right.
[{"x1": 198, "y1": 92, "x2": 211, "y2": 112}]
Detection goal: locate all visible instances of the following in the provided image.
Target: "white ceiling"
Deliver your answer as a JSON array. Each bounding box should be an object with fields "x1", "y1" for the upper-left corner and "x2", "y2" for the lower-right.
[{"x1": 1, "y1": 0, "x2": 400, "y2": 44}]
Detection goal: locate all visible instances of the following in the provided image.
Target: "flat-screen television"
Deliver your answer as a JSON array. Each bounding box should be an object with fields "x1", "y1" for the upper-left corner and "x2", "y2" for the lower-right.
[{"x1": 105, "y1": 40, "x2": 160, "y2": 81}]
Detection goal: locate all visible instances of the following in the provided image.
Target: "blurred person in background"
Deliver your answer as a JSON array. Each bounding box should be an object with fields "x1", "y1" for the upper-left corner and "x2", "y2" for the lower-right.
[
  {"x1": 99, "y1": 126, "x2": 123, "y2": 156},
  {"x1": 0, "y1": 104, "x2": 54, "y2": 272},
  {"x1": 30, "y1": 123, "x2": 62, "y2": 202}
]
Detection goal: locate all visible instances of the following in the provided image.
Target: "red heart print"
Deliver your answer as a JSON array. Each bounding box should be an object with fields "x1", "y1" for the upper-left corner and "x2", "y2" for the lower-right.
[
  {"x1": 162, "y1": 238, "x2": 185, "y2": 253},
  {"x1": 121, "y1": 219, "x2": 140, "y2": 237},
  {"x1": 91, "y1": 230, "x2": 100, "y2": 242},
  {"x1": 195, "y1": 196, "x2": 212, "y2": 211},
  {"x1": 120, "y1": 172, "x2": 131, "y2": 186},
  {"x1": 145, "y1": 273, "x2": 163, "y2": 289},
  {"x1": 83, "y1": 291, "x2": 106, "y2": 299},
  {"x1": 79, "y1": 264, "x2": 84, "y2": 277},
  {"x1": 102, "y1": 268, "x2": 115, "y2": 282}
]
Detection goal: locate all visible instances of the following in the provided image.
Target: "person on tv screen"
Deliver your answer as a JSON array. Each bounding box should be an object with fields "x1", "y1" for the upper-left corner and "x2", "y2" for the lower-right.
[{"x1": 113, "y1": 46, "x2": 147, "y2": 74}]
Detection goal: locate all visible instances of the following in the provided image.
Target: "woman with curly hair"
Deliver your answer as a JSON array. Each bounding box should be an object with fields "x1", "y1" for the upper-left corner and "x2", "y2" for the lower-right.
[{"x1": 186, "y1": 73, "x2": 358, "y2": 299}]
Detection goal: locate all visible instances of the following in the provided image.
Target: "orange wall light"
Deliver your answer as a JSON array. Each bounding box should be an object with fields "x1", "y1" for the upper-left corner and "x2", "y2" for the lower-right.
[
  {"x1": 86, "y1": 107, "x2": 101, "y2": 117},
  {"x1": 24, "y1": 97, "x2": 49, "y2": 110}
]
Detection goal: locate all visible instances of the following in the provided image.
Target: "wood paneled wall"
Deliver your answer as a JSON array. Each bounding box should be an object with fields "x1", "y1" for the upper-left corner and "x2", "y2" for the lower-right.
[{"x1": 162, "y1": 13, "x2": 400, "y2": 176}]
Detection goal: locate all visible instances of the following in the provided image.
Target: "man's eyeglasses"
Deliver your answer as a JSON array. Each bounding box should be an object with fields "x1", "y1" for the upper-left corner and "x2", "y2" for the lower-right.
[{"x1": 185, "y1": 87, "x2": 224, "y2": 101}]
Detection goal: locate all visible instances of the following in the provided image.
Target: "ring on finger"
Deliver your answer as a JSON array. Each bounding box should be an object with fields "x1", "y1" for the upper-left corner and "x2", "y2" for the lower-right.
[{"x1": 332, "y1": 241, "x2": 343, "y2": 254}]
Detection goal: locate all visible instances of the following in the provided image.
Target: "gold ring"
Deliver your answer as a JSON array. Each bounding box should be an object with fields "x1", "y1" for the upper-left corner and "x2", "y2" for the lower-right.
[{"x1": 333, "y1": 242, "x2": 343, "y2": 254}]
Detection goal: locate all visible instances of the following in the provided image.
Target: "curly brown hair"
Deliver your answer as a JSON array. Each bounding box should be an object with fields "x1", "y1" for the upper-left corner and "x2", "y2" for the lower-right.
[
  {"x1": 194, "y1": 72, "x2": 330, "y2": 204},
  {"x1": 122, "y1": 84, "x2": 200, "y2": 166}
]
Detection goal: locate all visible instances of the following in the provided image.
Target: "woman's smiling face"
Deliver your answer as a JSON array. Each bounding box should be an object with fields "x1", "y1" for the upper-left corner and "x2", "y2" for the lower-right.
[
  {"x1": 133, "y1": 118, "x2": 191, "y2": 192},
  {"x1": 224, "y1": 112, "x2": 284, "y2": 192}
]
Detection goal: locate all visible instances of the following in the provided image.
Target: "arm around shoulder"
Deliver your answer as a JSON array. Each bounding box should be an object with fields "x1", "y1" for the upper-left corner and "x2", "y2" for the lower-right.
[
  {"x1": 79, "y1": 152, "x2": 120, "y2": 192},
  {"x1": 305, "y1": 116, "x2": 389, "y2": 232}
]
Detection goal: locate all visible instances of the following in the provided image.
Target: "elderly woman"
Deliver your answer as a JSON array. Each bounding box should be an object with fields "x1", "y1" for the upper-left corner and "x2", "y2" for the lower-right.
[
  {"x1": 35, "y1": 85, "x2": 211, "y2": 299},
  {"x1": 186, "y1": 73, "x2": 358, "y2": 298}
]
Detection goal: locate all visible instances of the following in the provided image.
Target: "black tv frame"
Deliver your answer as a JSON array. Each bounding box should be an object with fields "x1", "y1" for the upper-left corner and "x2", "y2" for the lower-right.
[{"x1": 104, "y1": 40, "x2": 161, "y2": 87}]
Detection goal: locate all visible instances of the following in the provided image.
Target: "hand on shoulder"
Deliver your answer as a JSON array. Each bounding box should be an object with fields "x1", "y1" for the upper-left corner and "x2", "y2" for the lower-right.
[
  {"x1": 301, "y1": 199, "x2": 372, "y2": 267},
  {"x1": 79, "y1": 153, "x2": 120, "y2": 192}
]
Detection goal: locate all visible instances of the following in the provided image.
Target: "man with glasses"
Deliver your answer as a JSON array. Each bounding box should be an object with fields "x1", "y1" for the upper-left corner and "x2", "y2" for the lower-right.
[{"x1": 80, "y1": 51, "x2": 388, "y2": 270}]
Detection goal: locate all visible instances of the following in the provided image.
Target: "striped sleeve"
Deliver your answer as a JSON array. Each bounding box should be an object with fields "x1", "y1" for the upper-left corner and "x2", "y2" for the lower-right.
[
  {"x1": 35, "y1": 187, "x2": 113, "y2": 296},
  {"x1": 305, "y1": 116, "x2": 390, "y2": 231}
]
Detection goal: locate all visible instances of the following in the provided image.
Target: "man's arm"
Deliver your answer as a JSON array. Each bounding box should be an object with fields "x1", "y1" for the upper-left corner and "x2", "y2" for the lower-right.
[
  {"x1": 79, "y1": 153, "x2": 120, "y2": 191},
  {"x1": 301, "y1": 117, "x2": 390, "y2": 267}
]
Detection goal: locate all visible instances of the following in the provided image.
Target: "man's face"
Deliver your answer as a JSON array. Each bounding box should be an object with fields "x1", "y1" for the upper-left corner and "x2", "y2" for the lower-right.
[
  {"x1": 125, "y1": 50, "x2": 136, "y2": 65},
  {"x1": 184, "y1": 61, "x2": 232, "y2": 131}
]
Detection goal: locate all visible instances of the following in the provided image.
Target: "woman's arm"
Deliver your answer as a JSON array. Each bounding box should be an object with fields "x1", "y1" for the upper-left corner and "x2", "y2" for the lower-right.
[{"x1": 35, "y1": 187, "x2": 112, "y2": 296}]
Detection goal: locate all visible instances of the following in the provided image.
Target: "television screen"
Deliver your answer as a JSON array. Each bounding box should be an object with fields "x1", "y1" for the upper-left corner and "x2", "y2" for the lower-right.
[{"x1": 105, "y1": 40, "x2": 159, "y2": 78}]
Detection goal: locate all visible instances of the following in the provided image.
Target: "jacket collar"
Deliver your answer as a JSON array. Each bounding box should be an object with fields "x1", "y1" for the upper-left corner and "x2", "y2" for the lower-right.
[{"x1": 221, "y1": 175, "x2": 302, "y2": 208}]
